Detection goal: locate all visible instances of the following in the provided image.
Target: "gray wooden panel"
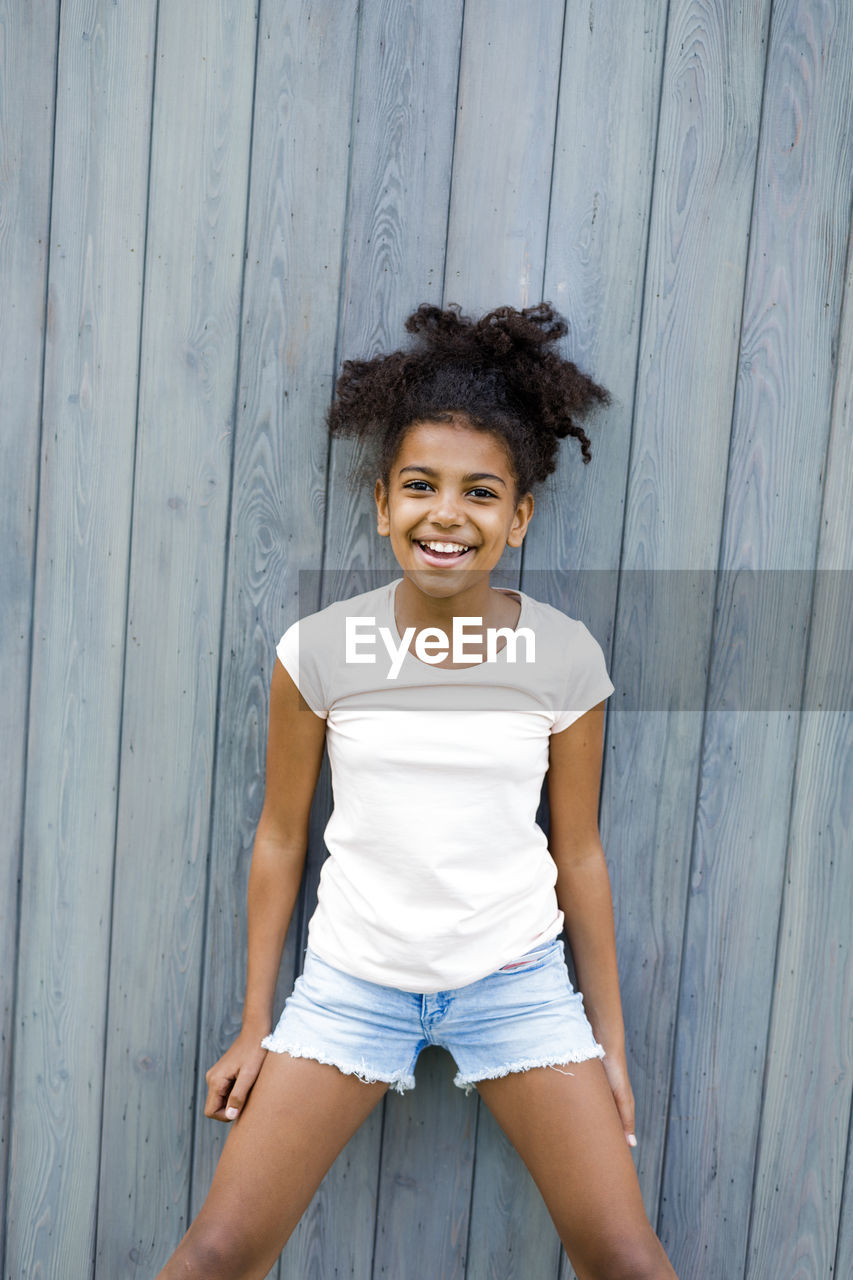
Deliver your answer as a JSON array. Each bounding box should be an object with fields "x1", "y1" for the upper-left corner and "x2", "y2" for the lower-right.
[
  {"x1": 444, "y1": 0, "x2": 564, "y2": 314},
  {"x1": 94, "y1": 5, "x2": 258, "y2": 1274},
  {"x1": 304, "y1": 4, "x2": 466, "y2": 1275},
  {"x1": 189, "y1": 6, "x2": 360, "y2": 1270},
  {"x1": 836, "y1": 1090, "x2": 853, "y2": 1280},
  {"x1": 466, "y1": 1118, "x2": 561, "y2": 1280},
  {"x1": 5, "y1": 3, "x2": 156, "y2": 1275},
  {"x1": 372, "y1": 1049, "x2": 476, "y2": 1280},
  {"x1": 601, "y1": 0, "x2": 771, "y2": 1241},
  {"x1": 744, "y1": 201, "x2": 853, "y2": 1280},
  {"x1": 0, "y1": 1, "x2": 58, "y2": 1268},
  {"x1": 528, "y1": 8, "x2": 671, "y2": 1273},
  {"x1": 527, "y1": 0, "x2": 669, "y2": 635},
  {"x1": 658, "y1": 3, "x2": 853, "y2": 1275},
  {"x1": 322, "y1": 0, "x2": 464, "y2": 587}
]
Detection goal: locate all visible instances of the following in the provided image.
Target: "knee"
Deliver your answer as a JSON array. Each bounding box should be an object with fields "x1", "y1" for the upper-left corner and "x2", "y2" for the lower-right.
[
  {"x1": 578, "y1": 1231, "x2": 676, "y2": 1280},
  {"x1": 163, "y1": 1222, "x2": 259, "y2": 1280}
]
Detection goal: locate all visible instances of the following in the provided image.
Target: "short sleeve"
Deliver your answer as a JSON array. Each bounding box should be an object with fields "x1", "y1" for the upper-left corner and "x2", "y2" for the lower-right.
[
  {"x1": 276, "y1": 619, "x2": 329, "y2": 718},
  {"x1": 551, "y1": 622, "x2": 614, "y2": 734}
]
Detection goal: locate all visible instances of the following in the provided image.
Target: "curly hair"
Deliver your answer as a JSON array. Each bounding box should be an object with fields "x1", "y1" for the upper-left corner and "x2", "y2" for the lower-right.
[{"x1": 327, "y1": 302, "x2": 610, "y2": 495}]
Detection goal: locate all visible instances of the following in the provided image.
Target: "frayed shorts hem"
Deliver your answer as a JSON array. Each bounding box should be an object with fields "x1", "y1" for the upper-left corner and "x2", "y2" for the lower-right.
[
  {"x1": 260, "y1": 1037, "x2": 416, "y2": 1094},
  {"x1": 453, "y1": 1044, "x2": 606, "y2": 1095}
]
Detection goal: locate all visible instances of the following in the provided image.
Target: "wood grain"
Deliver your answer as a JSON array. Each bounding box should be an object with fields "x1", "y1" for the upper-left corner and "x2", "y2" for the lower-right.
[
  {"x1": 528, "y1": 0, "x2": 669, "y2": 639},
  {"x1": 658, "y1": 3, "x2": 853, "y2": 1275},
  {"x1": 744, "y1": 209, "x2": 853, "y2": 1279},
  {"x1": 603, "y1": 0, "x2": 772, "y2": 1236},
  {"x1": 322, "y1": 0, "x2": 464, "y2": 588},
  {"x1": 372, "y1": 1048, "x2": 476, "y2": 1279},
  {"x1": 5, "y1": 3, "x2": 157, "y2": 1275},
  {"x1": 187, "y1": 6, "x2": 359, "y2": 1266},
  {"x1": 94, "y1": 4, "x2": 258, "y2": 1273},
  {"x1": 0, "y1": 0, "x2": 58, "y2": 1270}
]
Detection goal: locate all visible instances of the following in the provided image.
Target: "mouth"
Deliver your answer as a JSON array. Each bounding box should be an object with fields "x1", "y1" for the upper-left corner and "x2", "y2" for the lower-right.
[{"x1": 413, "y1": 538, "x2": 475, "y2": 567}]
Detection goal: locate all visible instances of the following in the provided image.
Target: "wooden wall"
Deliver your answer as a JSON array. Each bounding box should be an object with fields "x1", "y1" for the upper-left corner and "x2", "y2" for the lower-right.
[{"x1": 2, "y1": 2, "x2": 851, "y2": 1276}]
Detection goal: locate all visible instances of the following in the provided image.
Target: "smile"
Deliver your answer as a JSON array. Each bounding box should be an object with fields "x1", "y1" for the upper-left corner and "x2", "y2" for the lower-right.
[{"x1": 414, "y1": 539, "x2": 474, "y2": 564}]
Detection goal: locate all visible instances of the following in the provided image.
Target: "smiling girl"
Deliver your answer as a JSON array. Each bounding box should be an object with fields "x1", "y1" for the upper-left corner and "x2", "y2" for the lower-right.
[{"x1": 157, "y1": 304, "x2": 677, "y2": 1279}]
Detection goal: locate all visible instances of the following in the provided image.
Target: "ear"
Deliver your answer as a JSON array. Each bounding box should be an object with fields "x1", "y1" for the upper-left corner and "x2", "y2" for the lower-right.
[
  {"x1": 506, "y1": 491, "x2": 534, "y2": 547},
  {"x1": 374, "y1": 477, "x2": 390, "y2": 536}
]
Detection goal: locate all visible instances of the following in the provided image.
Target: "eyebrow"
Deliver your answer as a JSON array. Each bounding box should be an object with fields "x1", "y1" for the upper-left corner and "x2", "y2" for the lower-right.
[{"x1": 398, "y1": 465, "x2": 507, "y2": 488}]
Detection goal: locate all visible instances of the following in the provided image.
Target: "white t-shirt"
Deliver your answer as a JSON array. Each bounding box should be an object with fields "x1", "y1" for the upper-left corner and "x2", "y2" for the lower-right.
[{"x1": 277, "y1": 578, "x2": 614, "y2": 993}]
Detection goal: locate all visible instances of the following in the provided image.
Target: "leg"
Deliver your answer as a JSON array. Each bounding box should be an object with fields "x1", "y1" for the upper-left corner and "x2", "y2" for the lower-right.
[
  {"x1": 476, "y1": 1059, "x2": 677, "y2": 1280},
  {"x1": 157, "y1": 1052, "x2": 388, "y2": 1280}
]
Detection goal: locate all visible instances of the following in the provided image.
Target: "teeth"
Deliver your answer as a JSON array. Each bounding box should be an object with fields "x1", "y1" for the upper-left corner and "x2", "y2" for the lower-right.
[{"x1": 420, "y1": 541, "x2": 470, "y2": 554}]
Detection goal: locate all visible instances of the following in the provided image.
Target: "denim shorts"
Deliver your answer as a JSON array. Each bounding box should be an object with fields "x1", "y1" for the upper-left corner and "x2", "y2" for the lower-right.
[{"x1": 260, "y1": 938, "x2": 605, "y2": 1094}]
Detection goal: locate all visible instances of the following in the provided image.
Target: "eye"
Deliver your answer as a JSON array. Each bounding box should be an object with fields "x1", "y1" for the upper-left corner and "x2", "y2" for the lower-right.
[
  {"x1": 402, "y1": 480, "x2": 434, "y2": 492},
  {"x1": 467, "y1": 486, "x2": 498, "y2": 499}
]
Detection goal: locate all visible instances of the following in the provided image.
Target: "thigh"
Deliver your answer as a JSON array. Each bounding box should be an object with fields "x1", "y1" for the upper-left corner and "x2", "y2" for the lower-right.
[
  {"x1": 161, "y1": 1052, "x2": 388, "y2": 1280},
  {"x1": 476, "y1": 1059, "x2": 676, "y2": 1280}
]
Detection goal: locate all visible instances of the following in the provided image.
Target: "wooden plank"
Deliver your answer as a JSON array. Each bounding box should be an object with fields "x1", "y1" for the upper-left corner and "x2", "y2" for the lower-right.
[
  {"x1": 93, "y1": 5, "x2": 258, "y2": 1274},
  {"x1": 157, "y1": 3, "x2": 359, "y2": 1278},
  {"x1": 526, "y1": 0, "x2": 669, "y2": 635},
  {"x1": 299, "y1": 4, "x2": 467, "y2": 1275},
  {"x1": 0, "y1": 0, "x2": 58, "y2": 1268},
  {"x1": 466, "y1": 1106, "x2": 562, "y2": 1280},
  {"x1": 4, "y1": 3, "x2": 157, "y2": 1275},
  {"x1": 743, "y1": 218, "x2": 853, "y2": 1277},
  {"x1": 444, "y1": 0, "x2": 565, "y2": 313},
  {"x1": 520, "y1": 10, "x2": 673, "y2": 1273},
  {"x1": 598, "y1": 0, "x2": 771, "y2": 1240},
  {"x1": 372, "y1": 1049, "x2": 475, "y2": 1279},
  {"x1": 658, "y1": 3, "x2": 853, "y2": 1275},
  {"x1": 322, "y1": 0, "x2": 464, "y2": 585},
  {"x1": 836, "y1": 1094, "x2": 853, "y2": 1280}
]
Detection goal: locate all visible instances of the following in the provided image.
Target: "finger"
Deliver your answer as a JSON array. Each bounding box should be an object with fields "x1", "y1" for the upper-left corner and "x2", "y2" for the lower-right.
[
  {"x1": 615, "y1": 1088, "x2": 637, "y2": 1147},
  {"x1": 204, "y1": 1071, "x2": 236, "y2": 1121},
  {"x1": 223, "y1": 1062, "x2": 260, "y2": 1121}
]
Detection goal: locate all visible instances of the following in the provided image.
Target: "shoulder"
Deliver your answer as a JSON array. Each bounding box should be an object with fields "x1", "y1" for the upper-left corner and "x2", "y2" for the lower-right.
[
  {"x1": 520, "y1": 593, "x2": 605, "y2": 653},
  {"x1": 279, "y1": 579, "x2": 396, "y2": 649}
]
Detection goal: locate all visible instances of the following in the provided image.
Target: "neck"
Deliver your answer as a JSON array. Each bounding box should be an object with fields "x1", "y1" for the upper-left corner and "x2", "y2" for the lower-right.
[{"x1": 394, "y1": 573, "x2": 516, "y2": 633}]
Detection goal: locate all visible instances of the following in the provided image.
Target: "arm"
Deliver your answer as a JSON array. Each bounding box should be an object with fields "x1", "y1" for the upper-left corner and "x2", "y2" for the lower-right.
[
  {"x1": 547, "y1": 702, "x2": 636, "y2": 1147},
  {"x1": 204, "y1": 658, "x2": 327, "y2": 1122}
]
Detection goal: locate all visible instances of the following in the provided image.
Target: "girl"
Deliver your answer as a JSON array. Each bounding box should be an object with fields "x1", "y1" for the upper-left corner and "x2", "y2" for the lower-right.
[{"x1": 157, "y1": 304, "x2": 678, "y2": 1279}]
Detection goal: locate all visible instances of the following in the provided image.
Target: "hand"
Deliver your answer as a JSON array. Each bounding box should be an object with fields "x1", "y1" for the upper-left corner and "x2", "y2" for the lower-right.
[
  {"x1": 601, "y1": 1048, "x2": 637, "y2": 1148},
  {"x1": 204, "y1": 1027, "x2": 268, "y2": 1123}
]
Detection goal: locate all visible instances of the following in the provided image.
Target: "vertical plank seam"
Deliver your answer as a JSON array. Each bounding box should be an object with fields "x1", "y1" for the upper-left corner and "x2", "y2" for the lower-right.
[
  {"x1": 1, "y1": 1, "x2": 63, "y2": 1273},
  {"x1": 90, "y1": 2, "x2": 162, "y2": 1272},
  {"x1": 368, "y1": 1098, "x2": 388, "y2": 1280},
  {"x1": 743, "y1": 183, "x2": 853, "y2": 1279},
  {"x1": 606, "y1": 0, "x2": 672, "y2": 647},
  {"x1": 829, "y1": 201, "x2": 853, "y2": 1280},
  {"x1": 651, "y1": 0, "x2": 775, "y2": 1253},
  {"x1": 461, "y1": 1093, "x2": 481, "y2": 1279},
  {"x1": 439, "y1": 0, "x2": 467, "y2": 310},
  {"x1": 834, "y1": 1086, "x2": 853, "y2": 1278},
  {"x1": 184, "y1": 0, "x2": 263, "y2": 1237},
  {"x1": 600, "y1": 0, "x2": 675, "y2": 856},
  {"x1": 518, "y1": 0, "x2": 569, "y2": 591},
  {"x1": 317, "y1": 0, "x2": 364, "y2": 594},
  {"x1": 595, "y1": 0, "x2": 672, "y2": 1190}
]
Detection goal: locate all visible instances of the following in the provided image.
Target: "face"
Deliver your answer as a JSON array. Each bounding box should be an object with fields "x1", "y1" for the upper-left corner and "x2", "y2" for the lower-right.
[{"x1": 374, "y1": 417, "x2": 534, "y2": 600}]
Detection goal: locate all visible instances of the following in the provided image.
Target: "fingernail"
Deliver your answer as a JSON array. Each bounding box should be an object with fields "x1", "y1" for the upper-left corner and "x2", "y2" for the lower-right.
[
  {"x1": 627, "y1": 1133, "x2": 637, "y2": 1147},
  {"x1": 225, "y1": 1107, "x2": 239, "y2": 1120}
]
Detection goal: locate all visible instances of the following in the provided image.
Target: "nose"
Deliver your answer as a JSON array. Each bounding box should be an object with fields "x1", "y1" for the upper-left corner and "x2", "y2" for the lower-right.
[{"x1": 427, "y1": 488, "x2": 464, "y2": 527}]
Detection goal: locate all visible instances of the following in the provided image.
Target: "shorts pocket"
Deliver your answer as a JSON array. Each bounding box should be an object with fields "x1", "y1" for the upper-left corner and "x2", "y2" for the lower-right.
[{"x1": 497, "y1": 938, "x2": 562, "y2": 974}]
